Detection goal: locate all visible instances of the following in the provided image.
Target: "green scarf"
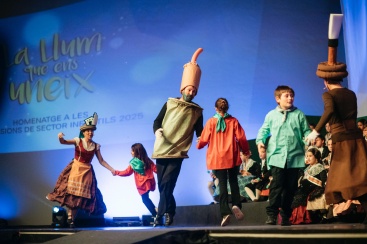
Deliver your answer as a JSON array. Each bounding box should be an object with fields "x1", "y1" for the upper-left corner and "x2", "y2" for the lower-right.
[
  {"x1": 129, "y1": 157, "x2": 145, "y2": 175},
  {"x1": 213, "y1": 112, "x2": 230, "y2": 132}
]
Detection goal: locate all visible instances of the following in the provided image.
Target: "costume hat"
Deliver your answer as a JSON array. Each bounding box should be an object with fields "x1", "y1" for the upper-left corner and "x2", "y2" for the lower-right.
[
  {"x1": 316, "y1": 14, "x2": 348, "y2": 81},
  {"x1": 79, "y1": 112, "x2": 98, "y2": 138},
  {"x1": 180, "y1": 48, "x2": 203, "y2": 94}
]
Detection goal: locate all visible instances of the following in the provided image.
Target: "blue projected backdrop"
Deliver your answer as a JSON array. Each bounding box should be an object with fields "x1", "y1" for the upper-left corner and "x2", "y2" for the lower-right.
[{"x1": 0, "y1": 0, "x2": 343, "y2": 225}]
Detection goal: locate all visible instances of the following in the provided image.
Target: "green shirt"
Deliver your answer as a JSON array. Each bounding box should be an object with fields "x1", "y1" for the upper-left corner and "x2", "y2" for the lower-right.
[{"x1": 256, "y1": 106, "x2": 311, "y2": 169}]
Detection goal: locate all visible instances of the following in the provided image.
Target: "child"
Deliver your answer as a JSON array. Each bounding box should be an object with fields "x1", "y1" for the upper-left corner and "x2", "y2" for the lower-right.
[
  {"x1": 114, "y1": 143, "x2": 157, "y2": 217},
  {"x1": 197, "y1": 98, "x2": 250, "y2": 227},
  {"x1": 244, "y1": 146, "x2": 271, "y2": 201},
  {"x1": 290, "y1": 148, "x2": 327, "y2": 224},
  {"x1": 256, "y1": 85, "x2": 311, "y2": 226},
  {"x1": 238, "y1": 151, "x2": 261, "y2": 200}
]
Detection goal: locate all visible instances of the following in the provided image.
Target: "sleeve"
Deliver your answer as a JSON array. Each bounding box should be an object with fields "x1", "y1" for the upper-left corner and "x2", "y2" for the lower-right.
[
  {"x1": 235, "y1": 120, "x2": 250, "y2": 154},
  {"x1": 115, "y1": 165, "x2": 134, "y2": 177},
  {"x1": 249, "y1": 162, "x2": 261, "y2": 177},
  {"x1": 95, "y1": 143, "x2": 101, "y2": 151},
  {"x1": 320, "y1": 169, "x2": 327, "y2": 186},
  {"x1": 314, "y1": 92, "x2": 334, "y2": 132},
  {"x1": 299, "y1": 111, "x2": 312, "y2": 138},
  {"x1": 150, "y1": 160, "x2": 157, "y2": 174},
  {"x1": 196, "y1": 119, "x2": 212, "y2": 149},
  {"x1": 153, "y1": 102, "x2": 167, "y2": 133},
  {"x1": 256, "y1": 113, "x2": 271, "y2": 145},
  {"x1": 194, "y1": 113, "x2": 204, "y2": 137}
]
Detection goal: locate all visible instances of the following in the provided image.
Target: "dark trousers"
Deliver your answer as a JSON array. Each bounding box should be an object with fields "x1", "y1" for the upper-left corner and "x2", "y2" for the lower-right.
[
  {"x1": 213, "y1": 166, "x2": 241, "y2": 217},
  {"x1": 141, "y1": 191, "x2": 157, "y2": 216},
  {"x1": 266, "y1": 165, "x2": 299, "y2": 219},
  {"x1": 156, "y1": 158, "x2": 183, "y2": 217}
]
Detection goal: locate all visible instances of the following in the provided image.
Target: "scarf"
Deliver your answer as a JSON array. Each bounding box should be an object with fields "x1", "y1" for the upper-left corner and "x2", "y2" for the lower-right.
[
  {"x1": 129, "y1": 157, "x2": 145, "y2": 175},
  {"x1": 276, "y1": 105, "x2": 297, "y2": 123},
  {"x1": 303, "y1": 163, "x2": 324, "y2": 187},
  {"x1": 213, "y1": 112, "x2": 230, "y2": 132}
]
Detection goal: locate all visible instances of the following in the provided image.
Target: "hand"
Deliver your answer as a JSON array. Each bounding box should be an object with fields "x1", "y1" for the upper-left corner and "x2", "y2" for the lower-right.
[
  {"x1": 252, "y1": 178, "x2": 259, "y2": 183},
  {"x1": 196, "y1": 136, "x2": 201, "y2": 143},
  {"x1": 305, "y1": 130, "x2": 319, "y2": 144},
  {"x1": 111, "y1": 170, "x2": 117, "y2": 176},
  {"x1": 155, "y1": 128, "x2": 163, "y2": 139},
  {"x1": 58, "y1": 132, "x2": 65, "y2": 139}
]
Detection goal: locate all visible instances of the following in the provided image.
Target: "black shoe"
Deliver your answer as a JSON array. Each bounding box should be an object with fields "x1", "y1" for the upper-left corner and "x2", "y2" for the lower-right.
[
  {"x1": 265, "y1": 216, "x2": 276, "y2": 225},
  {"x1": 164, "y1": 213, "x2": 174, "y2": 226},
  {"x1": 281, "y1": 218, "x2": 291, "y2": 226},
  {"x1": 153, "y1": 215, "x2": 163, "y2": 227}
]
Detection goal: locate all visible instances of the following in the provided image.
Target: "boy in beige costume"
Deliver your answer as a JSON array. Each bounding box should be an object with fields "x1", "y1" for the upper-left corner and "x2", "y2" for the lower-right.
[{"x1": 152, "y1": 48, "x2": 204, "y2": 226}]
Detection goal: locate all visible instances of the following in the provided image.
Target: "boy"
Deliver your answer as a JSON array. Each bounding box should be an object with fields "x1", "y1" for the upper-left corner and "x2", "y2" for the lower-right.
[{"x1": 256, "y1": 85, "x2": 311, "y2": 226}]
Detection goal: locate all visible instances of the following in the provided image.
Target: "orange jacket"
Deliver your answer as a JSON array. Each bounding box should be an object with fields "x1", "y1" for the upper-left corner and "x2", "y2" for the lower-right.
[
  {"x1": 115, "y1": 161, "x2": 157, "y2": 195},
  {"x1": 197, "y1": 116, "x2": 250, "y2": 170}
]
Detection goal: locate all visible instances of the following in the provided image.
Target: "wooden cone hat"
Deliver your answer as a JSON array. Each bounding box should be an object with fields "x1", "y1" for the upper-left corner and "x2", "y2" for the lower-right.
[
  {"x1": 316, "y1": 14, "x2": 348, "y2": 81},
  {"x1": 180, "y1": 48, "x2": 203, "y2": 94}
]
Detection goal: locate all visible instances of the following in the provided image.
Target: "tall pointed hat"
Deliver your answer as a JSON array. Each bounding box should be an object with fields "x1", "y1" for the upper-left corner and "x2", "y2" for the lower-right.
[
  {"x1": 316, "y1": 14, "x2": 348, "y2": 81},
  {"x1": 180, "y1": 48, "x2": 203, "y2": 94}
]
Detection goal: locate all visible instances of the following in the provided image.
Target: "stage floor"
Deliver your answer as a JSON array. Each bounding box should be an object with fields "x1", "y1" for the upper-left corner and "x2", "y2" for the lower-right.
[
  {"x1": 2, "y1": 203, "x2": 366, "y2": 243},
  {"x1": 1, "y1": 223, "x2": 367, "y2": 244}
]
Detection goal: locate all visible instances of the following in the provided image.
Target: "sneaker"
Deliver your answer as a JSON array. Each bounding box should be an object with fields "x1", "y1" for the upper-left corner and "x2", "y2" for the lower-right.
[
  {"x1": 231, "y1": 206, "x2": 244, "y2": 221},
  {"x1": 153, "y1": 215, "x2": 163, "y2": 227},
  {"x1": 221, "y1": 215, "x2": 231, "y2": 227},
  {"x1": 265, "y1": 216, "x2": 276, "y2": 225}
]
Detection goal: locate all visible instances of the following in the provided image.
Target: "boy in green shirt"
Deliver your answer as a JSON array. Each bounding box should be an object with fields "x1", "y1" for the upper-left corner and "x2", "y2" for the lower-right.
[{"x1": 256, "y1": 85, "x2": 311, "y2": 226}]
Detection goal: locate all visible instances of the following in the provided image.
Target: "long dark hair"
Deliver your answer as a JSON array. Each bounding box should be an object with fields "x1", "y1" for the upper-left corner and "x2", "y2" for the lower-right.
[{"x1": 131, "y1": 143, "x2": 153, "y2": 169}]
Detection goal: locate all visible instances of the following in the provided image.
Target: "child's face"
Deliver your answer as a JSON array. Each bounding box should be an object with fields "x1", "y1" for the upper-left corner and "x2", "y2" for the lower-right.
[
  {"x1": 363, "y1": 127, "x2": 367, "y2": 136},
  {"x1": 325, "y1": 123, "x2": 330, "y2": 132},
  {"x1": 306, "y1": 151, "x2": 317, "y2": 165},
  {"x1": 314, "y1": 137, "x2": 324, "y2": 148},
  {"x1": 240, "y1": 152, "x2": 250, "y2": 162},
  {"x1": 259, "y1": 148, "x2": 266, "y2": 160},
  {"x1": 276, "y1": 92, "x2": 294, "y2": 109},
  {"x1": 357, "y1": 122, "x2": 364, "y2": 130}
]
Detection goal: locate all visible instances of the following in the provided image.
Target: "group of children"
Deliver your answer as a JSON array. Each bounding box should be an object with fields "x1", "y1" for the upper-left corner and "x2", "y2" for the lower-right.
[
  {"x1": 48, "y1": 84, "x2": 366, "y2": 227},
  {"x1": 115, "y1": 85, "x2": 367, "y2": 227}
]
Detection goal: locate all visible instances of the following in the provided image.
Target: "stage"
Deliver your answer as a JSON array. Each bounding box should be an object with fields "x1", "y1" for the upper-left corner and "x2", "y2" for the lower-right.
[{"x1": 1, "y1": 202, "x2": 367, "y2": 243}]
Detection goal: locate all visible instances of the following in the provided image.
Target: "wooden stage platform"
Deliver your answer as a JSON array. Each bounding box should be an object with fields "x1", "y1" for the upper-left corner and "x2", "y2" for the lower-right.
[{"x1": 1, "y1": 202, "x2": 367, "y2": 243}]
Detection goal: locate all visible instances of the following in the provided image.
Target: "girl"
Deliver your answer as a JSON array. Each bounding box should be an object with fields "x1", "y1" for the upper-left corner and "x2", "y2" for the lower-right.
[
  {"x1": 238, "y1": 151, "x2": 261, "y2": 200},
  {"x1": 290, "y1": 148, "x2": 327, "y2": 224},
  {"x1": 114, "y1": 143, "x2": 157, "y2": 217},
  {"x1": 197, "y1": 98, "x2": 250, "y2": 226}
]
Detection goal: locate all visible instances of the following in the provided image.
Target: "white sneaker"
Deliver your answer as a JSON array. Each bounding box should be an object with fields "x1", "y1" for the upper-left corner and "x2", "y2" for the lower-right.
[
  {"x1": 232, "y1": 206, "x2": 244, "y2": 221},
  {"x1": 221, "y1": 215, "x2": 231, "y2": 227}
]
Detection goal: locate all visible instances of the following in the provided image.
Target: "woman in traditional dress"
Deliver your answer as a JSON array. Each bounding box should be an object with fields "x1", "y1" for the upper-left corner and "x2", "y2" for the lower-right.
[
  {"x1": 47, "y1": 113, "x2": 115, "y2": 227},
  {"x1": 306, "y1": 14, "x2": 367, "y2": 224}
]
